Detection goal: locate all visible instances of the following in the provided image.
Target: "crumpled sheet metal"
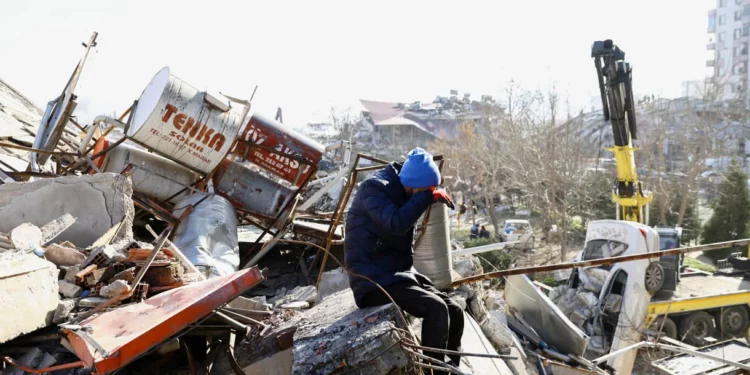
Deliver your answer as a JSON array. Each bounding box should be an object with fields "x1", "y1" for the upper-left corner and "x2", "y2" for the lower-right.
[
  {"x1": 413, "y1": 203, "x2": 453, "y2": 289},
  {"x1": 505, "y1": 274, "x2": 590, "y2": 357},
  {"x1": 172, "y1": 193, "x2": 239, "y2": 278},
  {"x1": 65, "y1": 267, "x2": 264, "y2": 374}
]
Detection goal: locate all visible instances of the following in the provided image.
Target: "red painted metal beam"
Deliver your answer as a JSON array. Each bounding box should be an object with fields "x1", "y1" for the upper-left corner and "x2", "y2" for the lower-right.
[{"x1": 64, "y1": 267, "x2": 264, "y2": 374}]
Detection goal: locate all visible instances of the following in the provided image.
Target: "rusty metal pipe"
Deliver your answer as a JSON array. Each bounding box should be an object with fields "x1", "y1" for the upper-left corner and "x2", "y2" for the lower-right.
[
  {"x1": 213, "y1": 311, "x2": 252, "y2": 336},
  {"x1": 452, "y1": 238, "x2": 750, "y2": 287},
  {"x1": 355, "y1": 164, "x2": 387, "y2": 173},
  {"x1": 1, "y1": 357, "x2": 83, "y2": 374}
]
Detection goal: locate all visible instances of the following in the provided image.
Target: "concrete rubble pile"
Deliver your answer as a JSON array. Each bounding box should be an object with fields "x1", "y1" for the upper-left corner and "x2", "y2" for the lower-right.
[
  {"x1": 1, "y1": 35, "x2": 565, "y2": 375},
  {"x1": 549, "y1": 267, "x2": 613, "y2": 353}
]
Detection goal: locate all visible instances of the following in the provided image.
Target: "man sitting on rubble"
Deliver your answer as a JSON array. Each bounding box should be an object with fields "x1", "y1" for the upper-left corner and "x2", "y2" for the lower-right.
[{"x1": 344, "y1": 147, "x2": 464, "y2": 372}]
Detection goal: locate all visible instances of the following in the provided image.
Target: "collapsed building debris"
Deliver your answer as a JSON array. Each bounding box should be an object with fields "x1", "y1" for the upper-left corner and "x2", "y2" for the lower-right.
[
  {"x1": 0, "y1": 173, "x2": 134, "y2": 246},
  {"x1": 0, "y1": 253, "x2": 59, "y2": 343},
  {"x1": 7, "y1": 30, "x2": 737, "y2": 375}
]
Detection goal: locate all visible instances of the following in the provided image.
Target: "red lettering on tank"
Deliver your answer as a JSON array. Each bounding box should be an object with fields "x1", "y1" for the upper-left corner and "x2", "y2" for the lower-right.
[
  {"x1": 173, "y1": 113, "x2": 187, "y2": 129},
  {"x1": 201, "y1": 128, "x2": 215, "y2": 144},
  {"x1": 209, "y1": 133, "x2": 226, "y2": 151},
  {"x1": 162, "y1": 104, "x2": 178, "y2": 123}
]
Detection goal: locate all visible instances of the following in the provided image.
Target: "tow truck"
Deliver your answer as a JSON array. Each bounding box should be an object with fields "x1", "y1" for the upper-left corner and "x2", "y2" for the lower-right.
[{"x1": 570, "y1": 39, "x2": 750, "y2": 372}]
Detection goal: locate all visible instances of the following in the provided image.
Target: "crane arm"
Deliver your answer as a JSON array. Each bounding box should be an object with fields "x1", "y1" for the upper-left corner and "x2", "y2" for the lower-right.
[{"x1": 592, "y1": 39, "x2": 652, "y2": 223}]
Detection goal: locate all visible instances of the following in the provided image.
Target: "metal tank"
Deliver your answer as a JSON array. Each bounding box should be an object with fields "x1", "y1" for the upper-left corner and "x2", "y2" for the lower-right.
[
  {"x1": 127, "y1": 67, "x2": 241, "y2": 174},
  {"x1": 98, "y1": 140, "x2": 199, "y2": 203},
  {"x1": 233, "y1": 113, "x2": 324, "y2": 187},
  {"x1": 211, "y1": 159, "x2": 294, "y2": 219},
  {"x1": 413, "y1": 203, "x2": 453, "y2": 289}
]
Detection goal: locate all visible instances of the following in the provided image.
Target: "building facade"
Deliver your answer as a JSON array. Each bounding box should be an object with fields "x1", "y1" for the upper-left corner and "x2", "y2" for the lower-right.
[{"x1": 708, "y1": 0, "x2": 750, "y2": 101}]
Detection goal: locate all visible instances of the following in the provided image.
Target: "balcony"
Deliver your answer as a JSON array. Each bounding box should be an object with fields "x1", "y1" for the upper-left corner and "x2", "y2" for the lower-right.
[
  {"x1": 708, "y1": 42, "x2": 717, "y2": 50},
  {"x1": 708, "y1": 59, "x2": 716, "y2": 67}
]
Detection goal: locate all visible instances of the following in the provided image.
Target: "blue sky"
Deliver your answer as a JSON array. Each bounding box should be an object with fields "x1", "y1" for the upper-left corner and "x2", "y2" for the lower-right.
[{"x1": 0, "y1": 0, "x2": 713, "y2": 127}]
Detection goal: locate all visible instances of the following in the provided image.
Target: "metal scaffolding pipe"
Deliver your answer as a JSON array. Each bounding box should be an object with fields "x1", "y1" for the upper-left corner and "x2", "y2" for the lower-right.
[{"x1": 452, "y1": 238, "x2": 750, "y2": 287}]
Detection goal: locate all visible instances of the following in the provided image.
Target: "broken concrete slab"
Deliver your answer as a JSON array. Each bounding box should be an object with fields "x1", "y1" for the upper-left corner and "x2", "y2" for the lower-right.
[
  {"x1": 480, "y1": 310, "x2": 514, "y2": 349},
  {"x1": 64, "y1": 264, "x2": 80, "y2": 283},
  {"x1": 58, "y1": 280, "x2": 82, "y2": 298},
  {"x1": 100, "y1": 279, "x2": 129, "y2": 298},
  {"x1": 270, "y1": 285, "x2": 317, "y2": 308},
  {"x1": 243, "y1": 348, "x2": 293, "y2": 375},
  {"x1": 9, "y1": 222, "x2": 42, "y2": 251},
  {"x1": 316, "y1": 267, "x2": 349, "y2": 303},
  {"x1": 461, "y1": 311, "x2": 514, "y2": 374},
  {"x1": 53, "y1": 298, "x2": 76, "y2": 324},
  {"x1": 0, "y1": 254, "x2": 59, "y2": 343},
  {"x1": 228, "y1": 296, "x2": 269, "y2": 311},
  {"x1": 292, "y1": 290, "x2": 410, "y2": 375},
  {"x1": 40, "y1": 213, "x2": 76, "y2": 245},
  {"x1": 280, "y1": 301, "x2": 309, "y2": 310},
  {"x1": 44, "y1": 244, "x2": 86, "y2": 266},
  {"x1": 0, "y1": 173, "x2": 134, "y2": 247},
  {"x1": 453, "y1": 255, "x2": 483, "y2": 278}
]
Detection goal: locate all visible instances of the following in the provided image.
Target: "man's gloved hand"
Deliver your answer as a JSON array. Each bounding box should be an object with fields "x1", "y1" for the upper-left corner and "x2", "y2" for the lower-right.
[{"x1": 432, "y1": 189, "x2": 455, "y2": 210}]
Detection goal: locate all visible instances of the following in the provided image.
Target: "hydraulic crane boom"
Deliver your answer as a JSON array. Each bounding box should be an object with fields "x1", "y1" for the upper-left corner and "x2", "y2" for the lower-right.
[{"x1": 592, "y1": 39, "x2": 652, "y2": 223}]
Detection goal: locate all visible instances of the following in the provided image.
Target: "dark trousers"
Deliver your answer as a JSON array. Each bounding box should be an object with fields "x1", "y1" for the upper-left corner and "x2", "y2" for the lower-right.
[{"x1": 361, "y1": 281, "x2": 464, "y2": 370}]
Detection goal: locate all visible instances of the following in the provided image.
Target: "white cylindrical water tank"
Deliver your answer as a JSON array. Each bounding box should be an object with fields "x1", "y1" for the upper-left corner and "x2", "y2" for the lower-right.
[
  {"x1": 99, "y1": 141, "x2": 200, "y2": 203},
  {"x1": 413, "y1": 203, "x2": 453, "y2": 289},
  {"x1": 127, "y1": 67, "x2": 241, "y2": 174}
]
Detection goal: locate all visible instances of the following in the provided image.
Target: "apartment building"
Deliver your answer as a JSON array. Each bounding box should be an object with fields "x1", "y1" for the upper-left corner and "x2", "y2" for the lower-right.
[{"x1": 708, "y1": 0, "x2": 750, "y2": 101}]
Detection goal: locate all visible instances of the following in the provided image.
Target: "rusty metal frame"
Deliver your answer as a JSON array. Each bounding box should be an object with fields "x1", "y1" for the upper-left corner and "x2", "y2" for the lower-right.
[
  {"x1": 1, "y1": 357, "x2": 83, "y2": 374},
  {"x1": 313, "y1": 153, "x2": 391, "y2": 287},
  {"x1": 234, "y1": 139, "x2": 319, "y2": 268},
  {"x1": 238, "y1": 166, "x2": 316, "y2": 269}
]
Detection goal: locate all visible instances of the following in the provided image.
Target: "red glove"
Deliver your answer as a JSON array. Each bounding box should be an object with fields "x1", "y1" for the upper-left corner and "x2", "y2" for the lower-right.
[{"x1": 433, "y1": 190, "x2": 455, "y2": 210}]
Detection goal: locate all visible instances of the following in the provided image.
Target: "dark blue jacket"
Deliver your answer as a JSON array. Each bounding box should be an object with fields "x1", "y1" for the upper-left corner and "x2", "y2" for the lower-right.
[{"x1": 344, "y1": 163, "x2": 434, "y2": 307}]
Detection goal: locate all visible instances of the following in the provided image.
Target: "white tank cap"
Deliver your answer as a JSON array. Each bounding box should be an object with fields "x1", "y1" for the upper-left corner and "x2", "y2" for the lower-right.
[{"x1": 128, "y1": 67, "x2": 171, "y2": 137}]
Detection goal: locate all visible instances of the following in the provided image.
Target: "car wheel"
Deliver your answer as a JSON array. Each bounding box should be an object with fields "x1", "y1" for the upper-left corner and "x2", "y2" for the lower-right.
[
  {"x1": 719, "y1": 306, "x2": 749, "y2": 337},
  {"x1": 680, "y1": 311, "x2": 716, "y2": 346},
  {"x1": 650, "y1": 317, "x2": 678, "y2": 340},
  {"x1": 645, "y1": 262, "x2": 665, "y2": 293}
]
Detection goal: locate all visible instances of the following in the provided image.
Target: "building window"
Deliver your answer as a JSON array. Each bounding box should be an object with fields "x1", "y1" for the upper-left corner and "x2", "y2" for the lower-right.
[
  {"x1": 744, "y1": 25, "x2": 750, "y2": 36},
  {"x1": 736, "y1": 10, "x2": 744, "y2": 20},
  {"x1": 720, "y1": 14, "x2": 727, "y2": 24},
  {"x1": 720, "y1": 32, "x2": 726, "y2": 42},
  {"x1": 734, "y1": 43, "x2": 748, "y2": 55},
  {"x1": 721, "y1": 0, "x2": 728, "y2": 7},
  {"x1": 735, "y1": 28, "x2": 742, "y2": 39},
  {"x1": 745, "y1": 4, "x2": 750, "y2": 15},
  {"x1": 736, "y1": 0, "x2": 743, "y2": 5},
  {"x1": 733, "y1": 62, "x2": 747, "y2": 74}
]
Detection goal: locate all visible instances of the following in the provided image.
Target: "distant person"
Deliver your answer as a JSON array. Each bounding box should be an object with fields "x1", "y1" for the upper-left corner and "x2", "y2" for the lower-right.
[
  {"x1": 470, "y1": 223, "x2": 480, "y2": 239},
  {"x1": 458, "y1": 203, "x2": 467, "y2": 228},
  {"x1": 479, "y1": 225, "x2": 491, "y2": 239}
]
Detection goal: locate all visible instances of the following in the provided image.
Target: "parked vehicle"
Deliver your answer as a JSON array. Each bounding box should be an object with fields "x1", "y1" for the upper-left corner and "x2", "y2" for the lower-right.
[
  {"x1": 654, "y1": 225, "x2": 684, "y2": 292},
  {"x1": 500, "y1": 219, "x2": 534, "y2": 251}
]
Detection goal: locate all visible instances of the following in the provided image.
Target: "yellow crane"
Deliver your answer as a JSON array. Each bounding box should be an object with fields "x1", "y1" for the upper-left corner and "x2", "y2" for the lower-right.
[{"x1": 592, "y1": 39, "x2": 653, "y2": 223}]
